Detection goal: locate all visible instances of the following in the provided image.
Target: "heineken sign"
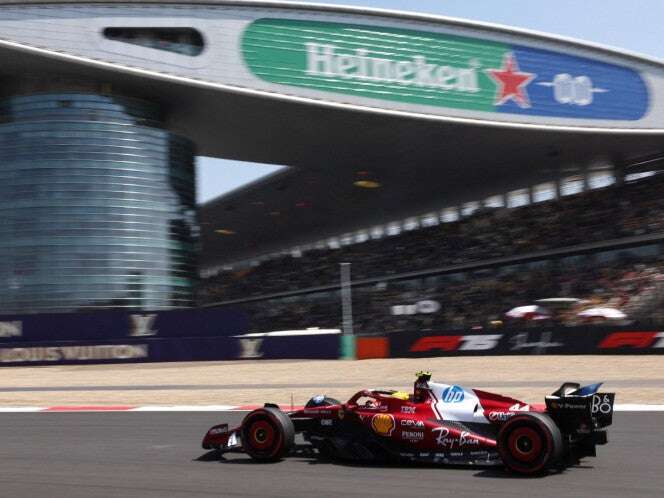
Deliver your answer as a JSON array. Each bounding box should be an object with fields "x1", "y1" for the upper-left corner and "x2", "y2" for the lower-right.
[
  {"x1": 241, "y1": 19, "x2": 649, "y2": 121},
  {"x1": 305, "y1": 44, "x2": 483, "y2": 94}
]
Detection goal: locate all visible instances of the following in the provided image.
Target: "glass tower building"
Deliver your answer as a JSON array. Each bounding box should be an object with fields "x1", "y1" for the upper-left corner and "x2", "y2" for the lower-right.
[{"x1": 0, "y1": 93, "x2": 197, "y2": 313}]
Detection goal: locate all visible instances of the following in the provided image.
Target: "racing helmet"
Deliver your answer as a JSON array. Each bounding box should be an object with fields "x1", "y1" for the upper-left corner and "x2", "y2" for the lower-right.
[{"x1": 414, "y1": 371, "x2": 432, "y2": 402}]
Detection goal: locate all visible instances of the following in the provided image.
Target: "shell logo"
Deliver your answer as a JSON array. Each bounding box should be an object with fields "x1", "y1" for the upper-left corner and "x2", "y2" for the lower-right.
[{"x1": 371, "y1": 414, "x2": 395, "y2": 436}]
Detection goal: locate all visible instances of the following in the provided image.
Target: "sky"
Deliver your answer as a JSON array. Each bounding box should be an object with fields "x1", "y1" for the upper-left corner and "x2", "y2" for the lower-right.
[{"x1": 196, "y1": 0, "x2": 664, "y2": 203}]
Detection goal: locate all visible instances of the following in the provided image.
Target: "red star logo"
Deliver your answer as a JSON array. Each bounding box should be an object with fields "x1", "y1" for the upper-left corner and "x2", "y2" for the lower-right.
[{"x1": 486, "y1": 53, "x2": 535, "y2": 108}]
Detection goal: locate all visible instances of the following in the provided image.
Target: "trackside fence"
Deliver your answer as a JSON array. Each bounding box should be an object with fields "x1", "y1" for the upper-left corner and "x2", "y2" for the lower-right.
[
  {"x1": 0, "y1": 308, "x2": 661, "y2": 365},
  {"x1": 357, "y1": 327, "x2": 664, "y2": 359}
]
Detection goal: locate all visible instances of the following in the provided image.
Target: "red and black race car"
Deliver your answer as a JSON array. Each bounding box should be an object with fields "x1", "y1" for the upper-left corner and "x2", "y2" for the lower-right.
[{"x1": 202, "y1": 372, "x2": 614, "y2": 475}]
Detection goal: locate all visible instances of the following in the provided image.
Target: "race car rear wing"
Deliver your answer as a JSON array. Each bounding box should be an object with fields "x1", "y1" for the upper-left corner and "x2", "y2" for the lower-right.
[{"x1": 545, "y1": 382, "x2": 615, "y2": 432}]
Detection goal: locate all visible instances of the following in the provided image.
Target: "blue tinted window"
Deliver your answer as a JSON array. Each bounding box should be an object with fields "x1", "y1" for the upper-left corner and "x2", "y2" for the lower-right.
[
  {"x1": 103, "y1": 27, "x2": 204, "y2": 56},
  {"x1": 0, "y1": 94, "x2": 197, "y2": 313}
]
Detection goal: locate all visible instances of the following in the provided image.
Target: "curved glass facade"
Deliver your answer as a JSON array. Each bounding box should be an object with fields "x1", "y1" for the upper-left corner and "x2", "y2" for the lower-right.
[{"x1": 0, "y1": 93, "x2": 197, "y2": 313}]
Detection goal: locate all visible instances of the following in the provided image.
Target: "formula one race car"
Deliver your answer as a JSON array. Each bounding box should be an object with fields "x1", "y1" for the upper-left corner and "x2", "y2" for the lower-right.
[{"x1": 202, "y1": 372, "x2": 614, "y2": 475}]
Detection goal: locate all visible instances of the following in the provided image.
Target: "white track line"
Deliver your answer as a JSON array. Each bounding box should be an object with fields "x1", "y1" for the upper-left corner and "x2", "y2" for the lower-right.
[
  {"x1": 614, "y1": 404, "x2": 664, "y2": 411},
  {"x1": 0, "y1": 407, "x2": 43, "y2": 412},
  {"x1": 130, "y1": 405, "x2": 237, "y2": 412},
  {"x1": 0, "y1": 404, "x2": 663, "y2": 412}
]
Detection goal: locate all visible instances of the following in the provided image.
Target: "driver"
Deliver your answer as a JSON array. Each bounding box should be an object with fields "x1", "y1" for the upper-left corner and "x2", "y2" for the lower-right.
[{"x1": 414, "y1": 370, "x2": 432, "y2": 403}]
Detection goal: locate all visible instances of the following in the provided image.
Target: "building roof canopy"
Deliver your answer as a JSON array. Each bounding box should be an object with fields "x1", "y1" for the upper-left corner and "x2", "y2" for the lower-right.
[{"x1": 1, "y1": 1, "x2": 663, "y2": 266}]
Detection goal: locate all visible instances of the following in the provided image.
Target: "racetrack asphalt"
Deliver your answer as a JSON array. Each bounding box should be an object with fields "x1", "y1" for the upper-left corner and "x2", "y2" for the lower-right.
[{"x1": 0, "y1": 412, "x2": 661, "y2": 497}]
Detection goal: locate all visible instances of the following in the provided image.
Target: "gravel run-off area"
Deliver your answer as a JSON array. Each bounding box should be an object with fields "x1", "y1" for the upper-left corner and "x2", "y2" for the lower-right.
[{"x1": 0, "y1": 355, "x2": 662, "y2": 406}]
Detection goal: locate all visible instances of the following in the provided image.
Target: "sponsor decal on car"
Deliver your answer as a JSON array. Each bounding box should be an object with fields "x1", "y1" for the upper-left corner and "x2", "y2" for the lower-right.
[
  {"x1": 371, "y1": 413, "x2": 396, "y2": 436},
  {"x1": 441, "y1": 385, "x2": 465, "y2": 403},
  {"x1": 401, "y1": 406, "x2": 416, "y2": 414},
  {"x1": 487, "y1": 411, "x2": 515, "y2": 421},
  {"x1": 558, "y1": 402, "x2": 588, "y2": 410},
  {"x1": 320, "y1": 419, "x2": 333, "y2": 426},
  {"x1": 591, "y1": 394, "x2": 613, "y2": 415},
  {"x1": 432, "y1": 427, "x2": 456, "y2": 448},
  {"x1": 401, "y1": 419, "x2": 425, "y2": 427},
  {"x1": 401, "y1": 430, "x2": 425, "y2": 441},
  {"x1": 227, "y1": 432, "x2": 238, "y2": 447},
  {"x1": 459, "y1": 431, "x2": 480, "y2": 448},
  {"x1": 362, "y1": 404, "x2": 389, "y2": 412},
  {"x1": 304, "y1": 409, "x2": 332, "y2": 415},
  {"x1": 432, "y1": 428, "x2": 480, "y2": 449}
]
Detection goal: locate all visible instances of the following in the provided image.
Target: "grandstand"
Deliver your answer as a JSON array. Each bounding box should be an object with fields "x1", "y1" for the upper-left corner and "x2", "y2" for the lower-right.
[{"x1": 199, "y1": 171, "x2": 664, "y2": 334}]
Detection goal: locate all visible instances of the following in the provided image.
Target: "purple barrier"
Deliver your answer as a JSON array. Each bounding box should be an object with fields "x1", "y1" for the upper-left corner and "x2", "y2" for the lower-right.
[
  {"x1": 0, "y1": 308, "x2": 248, "y2": 343},
  {"x1": 0, "y1": 330, "x2": 342, "y2": 366},
  {"x1": 0, "y1": 336, "x2": 238, "y2": 367},
  {"x1": 234, "y1": 332, "x2": 341, "y2": 360}
]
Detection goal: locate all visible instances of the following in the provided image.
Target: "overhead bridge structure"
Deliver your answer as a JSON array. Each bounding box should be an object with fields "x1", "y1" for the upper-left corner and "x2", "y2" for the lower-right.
[{"x1": 1, "y1": 1, "x2": 664, "y2": 313}]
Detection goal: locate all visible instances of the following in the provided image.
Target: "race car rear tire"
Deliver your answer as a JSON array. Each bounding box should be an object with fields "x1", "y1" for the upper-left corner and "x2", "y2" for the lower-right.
[
  {"x1": 497, "y1": 412, "x2": 563, "y2": 475},
  {"x1": 241, "y1": 407, "x2": 295, "y2": 462}
]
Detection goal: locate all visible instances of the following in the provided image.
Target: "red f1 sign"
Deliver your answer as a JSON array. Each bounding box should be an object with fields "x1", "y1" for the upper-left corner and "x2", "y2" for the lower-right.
[
  {"x1": 410, "y1": 335, "x2": 502, "y2": 352},
  {"x1": 598, "y1": 332, "x2": 664, "y2": 349}
]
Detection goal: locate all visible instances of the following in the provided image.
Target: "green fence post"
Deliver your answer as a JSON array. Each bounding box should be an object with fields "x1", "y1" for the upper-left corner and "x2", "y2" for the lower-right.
[{"x1": 340, "y1": 334, "x2": 356, "y2": 360}]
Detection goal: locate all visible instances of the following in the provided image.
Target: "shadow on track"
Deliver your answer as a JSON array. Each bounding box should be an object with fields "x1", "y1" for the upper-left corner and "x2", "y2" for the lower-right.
[
  {"x1": 195, "y1": 449, "x2": 589, "y2": 479},
  {"x1": 472, "y1": 468, "x2": 549, "y2": 479},
  {"x1": 195, "y1": 449, "x2": 506, "y2": 475},
  {"x1": 194, "y1": 450, "x2": 223, "y2": 462}
]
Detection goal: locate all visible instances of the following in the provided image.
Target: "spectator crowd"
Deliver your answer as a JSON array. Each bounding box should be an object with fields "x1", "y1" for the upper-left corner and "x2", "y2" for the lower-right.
[
  {"x1": 198, "y1": 174, "x2": 664, "y2": 334},
  {"x1": 235, "y1": 256, "x2": 664, "y2": 334}
]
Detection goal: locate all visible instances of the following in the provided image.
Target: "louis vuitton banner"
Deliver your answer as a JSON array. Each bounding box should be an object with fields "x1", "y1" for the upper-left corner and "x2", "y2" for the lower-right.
[
  {"x1": 0, "y1": 337, "x2": 238, "y2": 366},
  {"x1": 0, "y1": 308, "x2": 248, "y2": 343},
  {"x1": 0, "y1": 326, "x2": 341, "y2": 366}
]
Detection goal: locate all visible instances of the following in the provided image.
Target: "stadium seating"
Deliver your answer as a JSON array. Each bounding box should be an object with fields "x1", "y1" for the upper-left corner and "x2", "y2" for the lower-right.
[{"x1": 199, "y1": 174, "x2": 664, "y2": 333}]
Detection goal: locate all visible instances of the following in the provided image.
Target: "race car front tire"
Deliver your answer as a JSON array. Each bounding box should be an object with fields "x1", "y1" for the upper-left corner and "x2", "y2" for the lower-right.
[
  {"x1": 241, "y1": 407, "x2": 295, "y2": 462},
  {"x1": 497, "y1": 412, "x2": 563, "y2": 475}
]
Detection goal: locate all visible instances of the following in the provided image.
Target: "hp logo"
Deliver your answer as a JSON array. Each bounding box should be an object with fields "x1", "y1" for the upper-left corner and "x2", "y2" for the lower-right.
[{"x1": 442, "y1": 385, "x2": 465, "y2": 403}]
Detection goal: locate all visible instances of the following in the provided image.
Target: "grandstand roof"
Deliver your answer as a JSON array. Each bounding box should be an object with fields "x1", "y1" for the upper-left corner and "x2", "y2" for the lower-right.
[
  {"x1": 199, "y1": 120, "x2": 664, "y2": 266},
  {"x1": 1, "y1": 2, "x2": 664, "y2": 266}
]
